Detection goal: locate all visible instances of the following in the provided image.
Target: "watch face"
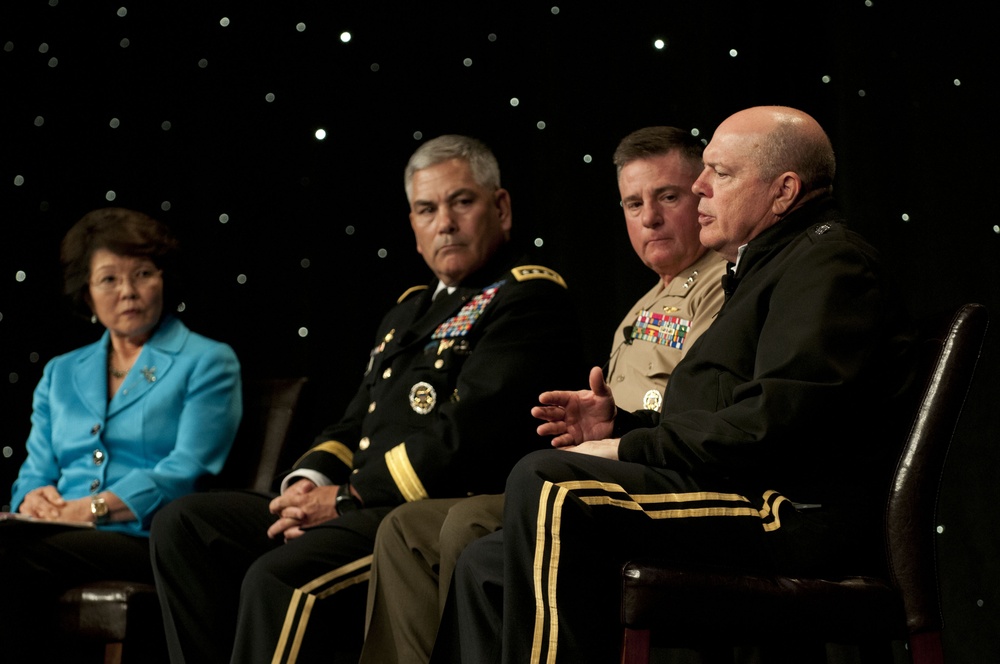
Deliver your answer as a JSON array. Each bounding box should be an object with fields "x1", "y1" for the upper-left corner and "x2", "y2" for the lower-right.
[{"x1": 91, "y1": 498, "x2": 109, "y2": 517}]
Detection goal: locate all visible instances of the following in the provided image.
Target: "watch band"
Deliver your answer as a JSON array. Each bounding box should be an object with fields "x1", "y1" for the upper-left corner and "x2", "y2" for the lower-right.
[
  {"x1": 335, "y1": 481, "x2": 360, "y2": 514},
  {"x1": 90, "y1": 495, "x2": 110, "y2": 524}
]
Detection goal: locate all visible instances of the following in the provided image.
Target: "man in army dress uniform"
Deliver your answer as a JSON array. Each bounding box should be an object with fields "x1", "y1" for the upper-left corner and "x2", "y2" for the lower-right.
[
  {"x1": 358, "y1": 126, "x2": 726, "y2": 664},
  {"x1": 147, "y1": 135, "x2": 583, "y2": 664}
]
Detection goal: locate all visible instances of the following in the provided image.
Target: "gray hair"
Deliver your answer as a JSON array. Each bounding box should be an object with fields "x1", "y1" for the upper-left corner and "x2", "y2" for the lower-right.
[
  {"x1": 404, "y1": 134, "x2": 501, "y2": 202},
  {"x1": 756, "y1": 118, "x2": 836, "y2": 193}
]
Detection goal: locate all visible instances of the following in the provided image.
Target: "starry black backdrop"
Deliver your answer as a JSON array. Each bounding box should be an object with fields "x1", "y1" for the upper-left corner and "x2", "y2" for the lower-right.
[{"x1": 1, "y1": 1, "x2": 997, "y2": 661}]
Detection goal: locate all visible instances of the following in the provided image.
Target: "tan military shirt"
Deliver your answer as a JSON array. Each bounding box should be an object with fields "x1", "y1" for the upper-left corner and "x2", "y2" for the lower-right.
[{"x1": 606, "y1": 251, "x2": 728, "y2": 412}]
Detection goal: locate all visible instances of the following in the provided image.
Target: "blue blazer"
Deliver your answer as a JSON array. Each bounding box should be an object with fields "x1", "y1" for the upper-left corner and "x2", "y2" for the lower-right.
[{"x1": 10, "y1": 316, "x2": 242, "y2": 536}]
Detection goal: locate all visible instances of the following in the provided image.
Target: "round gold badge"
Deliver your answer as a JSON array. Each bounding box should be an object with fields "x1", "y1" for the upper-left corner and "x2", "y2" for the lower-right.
[
  {"x1": 642, "y1": 389, "x2": 663, "y2": 412},
  {"x1": 409, "y1": 381, "x2": 437, "y2": 415}
]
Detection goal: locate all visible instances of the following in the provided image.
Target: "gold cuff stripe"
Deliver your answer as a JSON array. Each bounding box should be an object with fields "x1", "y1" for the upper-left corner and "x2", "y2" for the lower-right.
[
  {"x1": 531, "y1": 482, "x2": 554, "y2": 663},
  {"x1": 511, "y1": 265, "x2": 568, "y2": 289},
  {"x1": 558, "y1": 480, "x2": 750, "y2": 504},
  {"x1": 295, "y1": 440, "x2": 353, "y2": 469},
  {"x1": 385, "y1": 443, "x2": 429, "y2": 502}
]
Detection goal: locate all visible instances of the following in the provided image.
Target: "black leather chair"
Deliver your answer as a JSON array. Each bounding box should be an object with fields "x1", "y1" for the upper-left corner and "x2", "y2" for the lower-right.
[
  {"x1": 619, "y1": 303, "x2": 988, "y2": 664},
  {"x1": 56, "y1": 376, "x2": 308, "y2": 664}
]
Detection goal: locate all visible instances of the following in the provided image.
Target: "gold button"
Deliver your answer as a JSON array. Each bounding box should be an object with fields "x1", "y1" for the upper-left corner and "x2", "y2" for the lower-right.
[
  {"x1": 384, "y1": 329, "x2": 395, "y2": 343},
  {"x1": 352, "y1": 468, "x2": 359, "y2": 475},
  {"x1": 382, "y1": 368, "x2": 392, "y2": 379},
  {"x1": 434, "y1": 359, "x2": 444, "y2": 369},
  {"x1": 93, "y1": 449, "x2": 105, "y2": 465},
  {"x1": 359, "y1": 437, "x2": 370, "y2": 451},
  {"x1": 368, "y1": 401, "x2": 376, "y2": 413}
]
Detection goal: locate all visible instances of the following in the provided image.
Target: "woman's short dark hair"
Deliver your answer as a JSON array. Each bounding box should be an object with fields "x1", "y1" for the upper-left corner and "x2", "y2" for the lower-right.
[{"x1": 60, "y1": 207, "x2": 181, "y2": 318}]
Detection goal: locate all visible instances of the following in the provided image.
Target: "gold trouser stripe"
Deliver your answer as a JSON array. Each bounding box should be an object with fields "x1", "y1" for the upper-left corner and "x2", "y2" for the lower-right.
[
  {"x1": 529, "y1": 481, "x2": 787, "y2": 662},
  {"x1": 294, "y1": 440, "x2": 354, "y2": 469},
  {"x1": 271, "y1": 555, "x2": 373, "y2": 664},
  {"x1": 385, "y1": 443, "x2": 429, "y2": 502},
  {"x1": 530, "y1": 482, "x2": 553, "y2": 663}
]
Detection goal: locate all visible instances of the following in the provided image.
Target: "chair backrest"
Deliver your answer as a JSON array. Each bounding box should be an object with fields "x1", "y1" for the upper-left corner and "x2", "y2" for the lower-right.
[
  {"x1": 209, "y1": 376, "x2": 309, "y2": 493},
  {"x1": 886, "y1": 303, "x2": 988, "y2": 635}
]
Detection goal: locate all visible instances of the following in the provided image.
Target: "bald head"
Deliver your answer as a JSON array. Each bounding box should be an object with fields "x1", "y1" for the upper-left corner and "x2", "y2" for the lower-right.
[
  {"x1": 692, "y1": 106, "x2": 836, "y2": 261},
  {"x1": 718, "y1": 106, "x2": 835, "y2": 193}
]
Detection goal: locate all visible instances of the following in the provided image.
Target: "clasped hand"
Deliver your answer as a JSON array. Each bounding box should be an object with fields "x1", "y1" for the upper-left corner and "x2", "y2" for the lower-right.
[
  {"x1": 531, "y1": 366, "x2": 621, "y2": 460},
  {"x1": 19, "y1": 485, "x2": 93, "y2": 522},
  {"x1": 267, "y1": 478, "x2": 340, "y2": 541}
]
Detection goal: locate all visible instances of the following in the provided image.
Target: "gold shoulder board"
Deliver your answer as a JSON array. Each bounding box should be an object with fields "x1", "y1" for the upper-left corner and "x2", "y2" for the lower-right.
[
  {"x1": 397, "y1": 285, "x2": 430, "y2": 303},
  {"x1": 510, "y1": 265, "x2": 567, "y2": 289}
]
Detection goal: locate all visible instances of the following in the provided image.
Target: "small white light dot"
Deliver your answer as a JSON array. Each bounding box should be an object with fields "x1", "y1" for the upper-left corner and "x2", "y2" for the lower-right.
[
  {"x1": 370, "y1": 63, "x2": 380, "y2": 72},
  {"x1": 533, "y1": 237, "x2": 544, "y2": 247},
  {"x1": 14, "y1": 175, "x2": 24, "y2": 186},
  {"x1": 900, "y1": 213, "x2": 910, "y2": 222},
  {"x1": 4, "y1": 42, "x2": 13, "y2": 53},
  {"x1": 340, "y1": 32, "x2": 351, "y2": 43},
  {"x1": 106, "y1": 190, "x2": 117, "y2": 201},
  {"x1": 691, "y1": 128, "x2": 701, "y2": 137},
  {"x1": 161, "y1": 201, "x2": 171, "y2": 211},
  {"x1": 345, "y1": 225, "x2": 355, "y2": 235},
  {"x1": 39, "y1": 43, "x2": 49, "y2": 53},
  {"x1": 110, "y1": 118, "x2": 120, "y2": 128},
  {"x1": 298, "y1": 327, "x2": 309, "y2": 338},
  {"x1": 977, "y1": 599, "x2": 985, "y2": 607},
  {"x1": 198, "y1": 58, "x2": 208, "y2": 68},
  {"x1": 936, "y1": 525, "x2": 944, "y2": 534},
  {"x1": 822, "y1": 75, "x2": 831, "y2": 83},
  {"x1": 992, "y1": 225, "x2": 999, "y2": 234},
  {"x1": 654, "y1": 39, "x2": 666, "y2": 50},
  {"x1": 220, "y1": 17, "x2": 230, "y2": 27},
  {"x1": 413, "y1": 131, "x2": 423, "y2": 140},
  {"x1": 583, "y1": 154, "x2": 593, "y2": 164},
  {"x1": 176, "y1": 302, "x2": 186, "y2": 312},
  {"x1": 953, "y1": 79, "x2": 961, "y2": 87},
  {"x1": 7, "y1": 374, "x2": 18, "y2": 385},
  {"x1": 29, "y1": 352, "x2": 39, "y2": 363},
  {"x1": 265, "y1": 92, "x2": 275, "y2": 102},
  {"x1": 219, "y1": 213, "x2": 230, "y2": 224},
  {"x1": 314, "y1": 128, "x2": 327, "y2": 140},
  {"x1": 858, "y1": 89, "x2": 866, "y2": 97},
  {"x1": 488, "y1": 33, "x2": 497, "y2": 42},
  {"x1": 48, "y1": 57, "x2": 58, "y2": 67},
  {"x1": 463, "y1": 57, "x2": 473, "y2": 67},
  {"x1": 120, "y1": 38, "x2": 130, "y2": 48},
  {"x1": 117, "y1": 7, "x2": 128, "y2": 17},
  {"x1": 236, "y1": 274, "x2": 247, "y2": 284},
  {"x1": 536, "y1": 121, "x2": 546, "y2": 130},
  {"x1": 377, "y1": 248, "x2": 388, "y2": 258},
  {"x1": 300, "y1": 258, "x2": 311, "y2": 268},
  {"x1": 864, "y1": 0, "x2": 873, "y2": 6},
  {"x1": 2, "y1": 446, "x2": 12, "y2": 458},
  {"x1": 161, "y1": 120, "x2": 171, "y2": 130},
  {"x1": 295, "y1": 22, "x2": 306, "y2": 33},
  {"x1": 729, "y1": 49, "x2": 738, "y2": 57},
  {"x1": 15, "y1": 271, "x2": 27, "y2": 282},
  {"x1": 550, "y1": 6, "x2": 560, "y2": 15},
  {"x1": 510, "y1": 98, "x2": 520, "y2": 107}
]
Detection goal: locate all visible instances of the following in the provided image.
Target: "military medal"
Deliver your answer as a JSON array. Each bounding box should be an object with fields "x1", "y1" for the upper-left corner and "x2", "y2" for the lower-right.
[
  {"x1": 642, "y1": 389, "x2": 663, "y2": 412},
  {"x1": 409, "y1": 381, "x2": 437, "y2": 414},
  {"x1": 632, "y1": 309, "x2": 691, "y2": 349}
]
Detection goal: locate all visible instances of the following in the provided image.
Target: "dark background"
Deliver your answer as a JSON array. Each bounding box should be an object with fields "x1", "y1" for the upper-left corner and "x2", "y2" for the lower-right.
[{"x1": 1, "y1": 1, "x2": 996, "y2": 660}]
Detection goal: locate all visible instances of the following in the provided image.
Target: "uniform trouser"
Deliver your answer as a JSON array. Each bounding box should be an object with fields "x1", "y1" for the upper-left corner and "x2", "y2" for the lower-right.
[
  {"x1": 439, "y1": 449, "x2": 852, "y2": 664},
  {"x1": 360, "y1": 494, "x2": 505, "y2": 664},
  {"x1": 149, "y1": 490, "x2": 393, "y2": 664},
  {"x1": 0, "y1": 525, "x2": 152, "y2": 662}
]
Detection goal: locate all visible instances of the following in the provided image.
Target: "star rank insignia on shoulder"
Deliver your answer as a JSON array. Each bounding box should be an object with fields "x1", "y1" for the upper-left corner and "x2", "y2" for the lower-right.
[{"x1": 510, "y1": 265, "x2": 568, "y2": 289}]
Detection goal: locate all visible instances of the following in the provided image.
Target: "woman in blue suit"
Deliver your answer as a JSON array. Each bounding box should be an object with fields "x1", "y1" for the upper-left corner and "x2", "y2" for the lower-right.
[{"x1": 1, "y1": 208, "x2": 242, "y2": 658}]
